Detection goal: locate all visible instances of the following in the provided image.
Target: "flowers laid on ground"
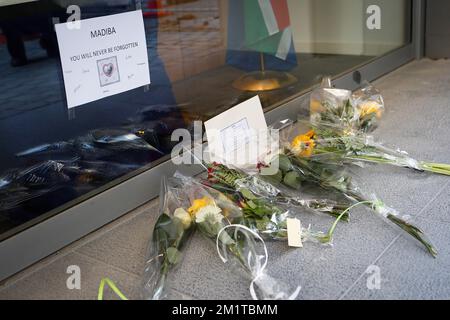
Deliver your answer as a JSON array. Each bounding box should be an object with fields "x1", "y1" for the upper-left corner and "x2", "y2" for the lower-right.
[
  {"x1": 203, "y1": 161, "x2": 358, "y2": 247},
  {"x1": 142, "y1": 177, "x2": 195, "y2": 300},
  {"x1": 277, "y1": 128, "x2": 438, "y2": 257},
  {"x1": 291, "y1": 130, "x2": 316, "y2": 157},
  {"x1": 142, "y1": 77, "x2": 447, "y2": 301},
  {"x1": 206, "y1": 161, "x2": 353, "y2": 223},
  {"x1": 310, "y1": 77, "x2": 385, "y2": 133},
  {"x1": 143, "y1": 174, "x2": 301, "y2": 300},
  {"x1": 306, "y1": 77, "x2": 450, "y2": 175}
]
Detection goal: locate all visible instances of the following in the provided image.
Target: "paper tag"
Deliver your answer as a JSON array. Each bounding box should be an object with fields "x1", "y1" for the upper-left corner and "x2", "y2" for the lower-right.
[
  {"x1": 287, "y1": 218, "x2": 303, "y2": 248},
  {"x1": 204, "y1": 96, "x2": 269, "y2": 167},
  {"x1": 55, "y1": 10, "x2": 151, "y2": 109}
]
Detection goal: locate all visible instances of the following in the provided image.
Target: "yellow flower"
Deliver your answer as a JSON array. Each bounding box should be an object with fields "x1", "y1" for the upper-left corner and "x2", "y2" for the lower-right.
[
  {"x1": 291, "y1": 130, "x2": 316, "y2": 157},
  {"x1": 188, "y1": 196, "x2": 215, "y2": 216},
  {"x1": 359, "y1": 101, "x2": 383, "y2": 118},
  {"x1": 174, "y1": 208, "x2": 192, "y2": 230},
  {"x1": 310, "y1": 99, "x2": 325, "y2": 114}
]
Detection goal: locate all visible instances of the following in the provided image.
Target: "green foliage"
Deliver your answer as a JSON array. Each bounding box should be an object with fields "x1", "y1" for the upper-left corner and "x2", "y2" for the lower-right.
[
  {"x1": 166, "y1": 247, "x2": 181, "y2": 265},
  {"x1": 283, "y1": 171, "x2": 302, "y2": 190}
]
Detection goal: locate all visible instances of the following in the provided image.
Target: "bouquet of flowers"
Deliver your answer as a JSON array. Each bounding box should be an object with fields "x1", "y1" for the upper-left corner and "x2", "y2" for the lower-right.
[
  {"x1": 266, "y1": 137, "x2": 437, "y2": 257},
  {"x1": 142, "y1": 173, "x2": 301, "y2": 300},
  {"x1": 307, "y1": 77, "x2": 450, "y2": 175},
  {"x1": 204, "y1": 161, "x2": 352, "y2": 223},
  {"x1": 310, "y1": 77, "x2": 385, "y2": 133},
  {"x1": 142, "y1": 176, "x2": 196, "y2": 300}
]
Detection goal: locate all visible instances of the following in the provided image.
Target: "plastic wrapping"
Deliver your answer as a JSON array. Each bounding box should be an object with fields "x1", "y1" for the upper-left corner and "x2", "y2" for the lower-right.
[
  {"x1": 202, "y1": 166, "x2": 339, "y2": 246},
  {"x1": 181, "y1": 137, "x2": 350, "y2": 240},
  {"x1": 0, "y1": 159, "x2": 143, "y2": 213},
  {"x1": 205, "y1": 161, "x2": 352, "y2": 224},
  {"x1": 351, "y1": 81, "x2": 385, "y2": 133},
  {"x1": 310, "y1": 77, "x2": 384, "y2": 133},
  {"x1": 215, "y1": 224, "x2": 300, "y2": 300},
  {"x1": 301, "y1": 104, "x2": 450, "y2": 176},
  {"x1": 1, "y1": 129, "x2": 164, "y2": 213},
  {"x1": 306, "y1": 78, "x2": 449, "y2": 176},
  {"x1": 142, "y1": 173, "x2": 301, "y2": 300},
  {"x1": 273, "y1": 120, "x2": 437, "y2": 256},
  {"x1": 16, "y1": 129, "x2": 163, "y2": 164},
  {"x1": 142, "y1": 176, "x2": 195, "y2": 300},
  {"x1": 0, "y1": 160, "x2": 70, "y2": 211}
]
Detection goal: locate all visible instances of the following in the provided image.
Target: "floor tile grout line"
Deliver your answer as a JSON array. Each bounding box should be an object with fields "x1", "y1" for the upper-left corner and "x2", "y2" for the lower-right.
[
  {"x1": 0, "y1": 202, "x2": 156, "y2": 291},
  {"x1": 338, "y1": 179, "x2": 450, "y2": 300},
  {"x1": 71, "y1": 252, "x2": 142, "y2": 300},
  {"x1": 0, "y1": 247, "x2": 82, "y2": 291},
  {"x1": 413, "y1": 179, "x2": 450, "y2": 220},
  {"x1": 0, "y1": 249, "x2": 141, "y2": 293},
  {"x1": 74, "y1": 251, "x2": 142, "y2": 279},
  {"x1": 419, "y1": 215, "x2": 450, "y2": 224},
  {"x1": 79, "y1": 254, "x2": 197, "y2": 300}
]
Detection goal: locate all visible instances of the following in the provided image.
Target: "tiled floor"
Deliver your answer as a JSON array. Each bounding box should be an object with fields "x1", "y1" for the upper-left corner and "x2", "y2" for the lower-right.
[{"x1": 1, "y1": 58, "x2": 450, "y2": 300}]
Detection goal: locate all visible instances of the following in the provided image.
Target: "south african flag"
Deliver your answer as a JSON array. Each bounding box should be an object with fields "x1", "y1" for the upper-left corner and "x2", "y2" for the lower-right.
[{"x1": 227, "y1": 0, "x2": 297, "y2": 71}]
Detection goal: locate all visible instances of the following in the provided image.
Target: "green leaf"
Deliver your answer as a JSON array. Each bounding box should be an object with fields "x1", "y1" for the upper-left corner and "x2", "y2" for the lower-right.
[
  {"x1": 241, "y1": 188, "x2": 257, "y2": 200},
  {"x1": 283, "y1": 171, "x2": 302, "y2": 189},
  {"x1": 166, "y1": 247, "x2": 181, "y2": 265},
  {"x1": 255, "y1": 218, "x2": 270, "y2": 231},
  {"x1": 261, "y1": 169, "x2": 283, "y2": 185},
  {"x1": 247, "y1": 200, "x2": 257, "y2": 209},
  {"x1": 218, "y1": 230, "x2": 235, "y2": 245},
  {"x1": 154, "y1": 228, "x2": 168, "y2": 245},
  {"x1": 154, "y1": 214, "x2": 172, "y2": 230},
  {"x1": 275, "y1": 154, "x2": 293, "y2": 173}
]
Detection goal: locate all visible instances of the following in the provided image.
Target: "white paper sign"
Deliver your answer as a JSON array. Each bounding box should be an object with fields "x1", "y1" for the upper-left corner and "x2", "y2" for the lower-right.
[
  {"x1": 55, "y1": 10, "x2": 151, "y2": 109},
  {"x1": 204, "y1": 96, "x2": 273, "y2": 167}
]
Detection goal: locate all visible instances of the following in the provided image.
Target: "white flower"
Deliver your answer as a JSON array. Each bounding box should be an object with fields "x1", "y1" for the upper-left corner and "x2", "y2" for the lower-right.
[
  {"x1": 195, "y1": 205, "x2": 223, "y2": 224},
  {"x1": 174, "y1": 207, "x2": 192, "y2": 229}
]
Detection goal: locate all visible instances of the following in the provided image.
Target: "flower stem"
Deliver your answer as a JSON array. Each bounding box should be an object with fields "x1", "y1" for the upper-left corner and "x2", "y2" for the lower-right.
[
  {"x1": 289, "y1": 154, "x2": 437, "y2": 257},
  {"x1": 319, "y1": 201, "x2": 373, "y2": 244},
  {"x1": 346, "y1": 191, "x2": 437, "y2": 257},
  {"x1": 420, "y1": 162, "x2": 450, "y2": 176},
  {"x1": 387, "y1": 215, "x2": 438, "y2": 258}
]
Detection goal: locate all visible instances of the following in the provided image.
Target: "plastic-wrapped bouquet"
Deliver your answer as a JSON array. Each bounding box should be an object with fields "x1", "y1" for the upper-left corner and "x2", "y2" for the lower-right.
[
  {"x1": 270, "y1": 129, "x2": 437, "y2": 257},
  {"x1": 142, "y1": 173, "x2": 301, "y2": 300},
  {"x1": 310, "y1": 77, "x2": 385, "y2": 133},
  {"x1": 142, "y1": 176, "x2": 196, "y2": 300},
  {"x1": 204, "y1": 161, "x2": 352, "y2": 223},
  {"x1": 183, "y1": 148, "x2": 348, "y2": 243},
  {"x1": 307, "y1": 77, "x2": 450, "y2": 175}
]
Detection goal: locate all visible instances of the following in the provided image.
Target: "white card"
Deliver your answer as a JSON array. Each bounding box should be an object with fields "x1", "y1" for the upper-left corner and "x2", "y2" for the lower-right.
[
  {"x1": 204, "y1": 96, "x2": 270, "y2": 167},
  {"x1": 55, "y1": 10, "x2": 151, "y2": 109},
  {"x1": 287, "y1": 218, "x2": 303, "y2": 248}
]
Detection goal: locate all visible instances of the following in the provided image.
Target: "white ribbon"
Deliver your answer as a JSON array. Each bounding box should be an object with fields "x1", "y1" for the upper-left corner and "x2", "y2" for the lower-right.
[{"x1": 216, "y1": 224, "x2": 301, "y2": 300}]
